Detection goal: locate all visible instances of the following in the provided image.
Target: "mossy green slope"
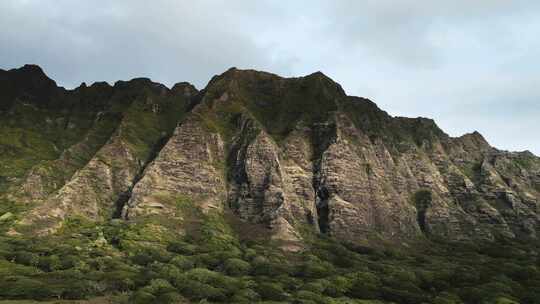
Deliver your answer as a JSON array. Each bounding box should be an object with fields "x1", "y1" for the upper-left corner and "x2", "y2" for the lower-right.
[
  {"x1": 0, "y1": 65, "x2": 539, "y2": 304},
  {"x1": 0, "y1": 66, "x2": 197, "y2": 234}
]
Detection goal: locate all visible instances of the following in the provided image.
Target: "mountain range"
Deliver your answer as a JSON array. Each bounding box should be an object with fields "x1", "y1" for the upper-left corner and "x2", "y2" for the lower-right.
[{"x1": 0, "y1": 64, "x2": 539, "y2": 303}]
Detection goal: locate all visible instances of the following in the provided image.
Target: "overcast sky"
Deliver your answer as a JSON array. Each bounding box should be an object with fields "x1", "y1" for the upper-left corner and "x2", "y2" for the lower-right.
[{"x1": 1, "y1": 0, "x2": 538, "y2": 154}]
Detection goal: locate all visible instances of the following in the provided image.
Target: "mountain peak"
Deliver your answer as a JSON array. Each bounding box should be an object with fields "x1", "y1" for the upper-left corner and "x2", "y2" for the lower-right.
[
  {"x1": 306, "y1": 70, "x2": 330, "y2": 80},
  {"x1": 218, "y1": 67, "x2": 281, "y2": 81},
  {"x1": 8, "y1": 64, "x2": 55, "y2": 85},
  {"x1": 0, "y1": 64, "x2": 58, "y2": 109},
  {"x1": 16, "y1": 63, "x2": 46, "y2": 74},
  {"x1": 0, "y1": 63, "x2": 539, "y2": 304},
  {"x1": 459, "y1": 130, "x2": 489, "y2": 145}
]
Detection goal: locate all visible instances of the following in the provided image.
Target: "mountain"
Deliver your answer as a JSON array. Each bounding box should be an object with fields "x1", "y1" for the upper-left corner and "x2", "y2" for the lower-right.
[
  {"x1": 2, "y1": 65, "x2": 539, "y2": 244},
  {"x1": 0, "y1": 65, "x2": 539, "y2": 303}
]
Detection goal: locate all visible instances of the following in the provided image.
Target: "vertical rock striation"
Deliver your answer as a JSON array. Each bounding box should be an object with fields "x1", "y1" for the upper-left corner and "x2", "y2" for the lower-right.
[{"x1": 1, "y1": 65, "x2": 538, "y2": 245}]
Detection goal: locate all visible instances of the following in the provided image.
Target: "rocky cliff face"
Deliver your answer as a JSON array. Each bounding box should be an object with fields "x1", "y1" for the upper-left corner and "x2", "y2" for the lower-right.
[{"x1": 1, "y1": 65, "x2": 539, "y2": 246}]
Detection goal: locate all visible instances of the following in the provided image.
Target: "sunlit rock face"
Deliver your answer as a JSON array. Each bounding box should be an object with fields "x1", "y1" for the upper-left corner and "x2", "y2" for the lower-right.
[{"x1": 2, "y1": 65, "x2": 539, "y2": 244}]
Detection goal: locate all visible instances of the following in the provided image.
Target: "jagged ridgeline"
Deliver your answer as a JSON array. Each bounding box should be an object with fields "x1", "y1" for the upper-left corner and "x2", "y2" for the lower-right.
[
  {"x1": 0, "y1": 65, "x2": 539, "y2": 303},
  {"x1": 1, "y1": 64, "x2": 540, "y2": 244}
]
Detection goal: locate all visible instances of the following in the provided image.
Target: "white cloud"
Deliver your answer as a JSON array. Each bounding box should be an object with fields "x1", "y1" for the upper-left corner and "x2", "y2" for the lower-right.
[{"x1": 1, "y1": 0, "x2": 538, "y2": 154}]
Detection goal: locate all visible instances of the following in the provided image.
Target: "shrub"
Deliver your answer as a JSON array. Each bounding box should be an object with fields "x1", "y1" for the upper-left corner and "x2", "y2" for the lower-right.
[
  {"x1": 324, "y1": 276, "x2": 353, "y2": 297},
  {"x1": 380, "y1": 286, "x2": 429, "y2": 304},
  {"x1": 382, "y1": 270, "x2": 420, "y2": 291},
  {"x1": 451, "y1": 266, "x2": 481, "y2": 286},
  {"x1": 302, "y1": 280, "x2": 328, "y2": 294},
  {"x1": 59, "y1": 254, "x2": 79, "y2": 270},
  {"x1": 256, "y1": 282, "x2": 287, "y2": 301},
  {"x1": 131, "y1": 290, "x2": 156, "y2": 304},
  {"x1": 193, "y1": 252, "x2": 223, "y2": 269},
  {"x1": 174, "y1": 268, "x2": 240, "y2": 301},
  {"x1": 244, "y1": 248, "x2": 257, "y2": 261},
  {"x1": 177, "y1": 280, "x2": 225, "y2": 301},
  {"x1": 251, "y1": 255, "x2": 291, "y2": 276},
  {"x1": 141, "y1": 278, "x2": 176, "y2": 295},
  {"x1": 295, "y1": 290, "x2": 331, "y2": 304},
  {"x1": 167, "y1": 241, "x2": 197, "y2": 255},
  {"x1": 130, "y1": 247, "x2": 171, "y2": 266},
  {"x1": 223, "y1": 258, "x2": 251, "y2": 276},
  {"x1": 12, "y1": 251, "x2": 39, "y2": 266},
  {"x1": 432, "y1": 292, "x2": 463, "y2": 304},
  {"x1": 298, "y1": 256, "x2": 335, "y2": 278},
  {"x1": 58, "y1": 280, "x2": 93, "y2": 300},
  {"x1": 345, "y1": 271, "x2": 381, "y2": 299},
  {"x1": 155, "y1": 291, "x2": 185, "y2": 303},
  {"x1": 230, "y1": 288, "x2": 260, "y2": 303},
  {"x1": 37, "y1": 255, "x2": 62, "y2": 272},
  {"x1": 0, "y1": 276, "x2": 56, "y2": 299},
  {"x1": 170, "y1": 255, "x2": 195, "y2": 271}
]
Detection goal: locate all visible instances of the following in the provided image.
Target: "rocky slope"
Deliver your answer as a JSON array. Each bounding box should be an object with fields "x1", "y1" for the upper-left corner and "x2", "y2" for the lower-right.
[{"x1": 1, "y1": 65, "x2": 539, "y2": 246}]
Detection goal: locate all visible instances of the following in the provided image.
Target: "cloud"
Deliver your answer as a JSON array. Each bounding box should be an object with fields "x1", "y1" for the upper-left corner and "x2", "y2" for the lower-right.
[
  {"x1": 0, "y1": 0, "x2": 296, "y2": 88},
  {"x1": 0, "y1": 0, "x2": 538, "y2": 154}
]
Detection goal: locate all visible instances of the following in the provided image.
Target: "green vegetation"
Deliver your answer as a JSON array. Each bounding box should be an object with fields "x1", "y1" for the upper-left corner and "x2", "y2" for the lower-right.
[
  {"x1": 0, "y1": 103, "x2": 96, "y2": 187},
  {"x1": 339, "y1": 96, "x2": 447, "y2": 155},
  {"x1": 240, "y1": 73, "x2": 340, "y2": 138},
  {"x1": 514, "y1": 154, "x2": 538, "y2": 171},
  {"x1": 119, "y1": 90, "x2": 187, "y2": 161},
  {"x1": 413, "y1": 190, "x2": 432, "y2": 233},
  {"x1": 0, "y1": 199, "x2": 30, "y2": 235},
  {"x1": 0, "y1": 76, "x2": 190, "y2": 203},
  {"x1": 2, "y1": 66, "x2": 540, "y2": 304},
  {"x1": 202, "y1": 70, "x2": 340, "y2": 142},
  {"x1": 460, "y1": 162, "x2": 482, "y2": 182},
  {"x1": 0, "y1": 201, "x2": 539, "y2": 304}
]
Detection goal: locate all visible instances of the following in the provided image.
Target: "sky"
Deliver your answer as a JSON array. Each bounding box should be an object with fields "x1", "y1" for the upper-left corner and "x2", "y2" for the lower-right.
[{"x1": 1, "y1": 0, "x2": 538, "y2": 154}]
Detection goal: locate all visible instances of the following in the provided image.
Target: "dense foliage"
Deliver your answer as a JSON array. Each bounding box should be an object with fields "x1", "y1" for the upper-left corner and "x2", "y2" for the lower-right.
[
  {"x1": 1, "y1": 66, "x2": 539, "y2": 303},
  {"x1": 0, "y1": 204, "x2": 539, "y2": 304}
]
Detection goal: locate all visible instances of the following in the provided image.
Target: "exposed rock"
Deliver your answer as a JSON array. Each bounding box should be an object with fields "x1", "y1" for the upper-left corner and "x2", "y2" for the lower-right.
[
  {"x1": 5, "y1": 74, "x2": 196, "y2": 234},
  {"x1": 123, "y1": 110, "x2": 227, "y2": 218},
  {"x1": 1, "y1": 64, "x2": 539, "y2": 246}
]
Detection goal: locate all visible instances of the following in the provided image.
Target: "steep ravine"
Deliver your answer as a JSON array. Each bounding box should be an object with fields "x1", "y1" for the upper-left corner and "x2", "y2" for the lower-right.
[
  {"x1": 2, "y1": 67, "x2": 198, "y2": 234},
  {"x1": 1, "y1": 65, "x2": 539, "y2": 246}
]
